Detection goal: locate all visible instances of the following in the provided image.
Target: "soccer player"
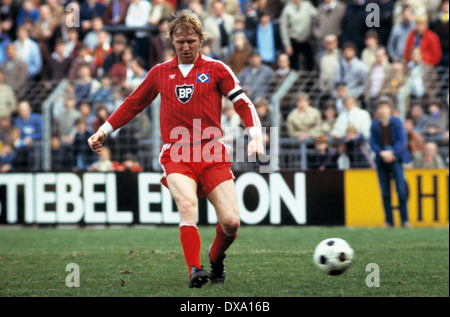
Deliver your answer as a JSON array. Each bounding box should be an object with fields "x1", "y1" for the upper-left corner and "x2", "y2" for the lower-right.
[{"x1": 88, "y1": 10, "x2": 264, "y2": 288}]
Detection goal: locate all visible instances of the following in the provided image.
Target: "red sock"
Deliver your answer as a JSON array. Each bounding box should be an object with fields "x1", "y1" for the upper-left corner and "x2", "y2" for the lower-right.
[
  {"x1": 179, "y1": 224, "x2": 202, "y2": 276},
  {"x1": 210, "y1": 223, "x2": 237, "y2": 263}
]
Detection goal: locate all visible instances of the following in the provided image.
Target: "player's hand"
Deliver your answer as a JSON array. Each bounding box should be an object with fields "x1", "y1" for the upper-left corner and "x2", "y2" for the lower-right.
[
  {"x1": 87, "y1": 130, "x2": 106, "y2": 155},
  {"x1": 247, "y1": 133, "x2": 265, "y2": 160}
]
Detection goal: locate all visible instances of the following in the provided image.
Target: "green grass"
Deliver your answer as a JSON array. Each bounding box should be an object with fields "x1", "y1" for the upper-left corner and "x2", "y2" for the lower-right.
[{"x1": 0, "y1": 226, "x2": 448, "y2": 297}]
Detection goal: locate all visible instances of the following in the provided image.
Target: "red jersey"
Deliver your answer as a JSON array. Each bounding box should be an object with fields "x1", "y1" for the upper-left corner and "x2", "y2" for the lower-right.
[{"x1": 106, "y1": 53, "x2": 261, "y2": 144}]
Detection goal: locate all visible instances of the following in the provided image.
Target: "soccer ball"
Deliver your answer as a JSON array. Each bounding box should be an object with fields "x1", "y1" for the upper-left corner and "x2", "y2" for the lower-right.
[{"x1": 313, "y1": 238, "x2": 354, "y2": 276}]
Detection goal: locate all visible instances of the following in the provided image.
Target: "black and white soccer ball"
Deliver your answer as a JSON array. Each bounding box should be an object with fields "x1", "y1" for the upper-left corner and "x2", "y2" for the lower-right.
[{"x1": 313, "y1": 238, "x2": 354, "y2": 276}]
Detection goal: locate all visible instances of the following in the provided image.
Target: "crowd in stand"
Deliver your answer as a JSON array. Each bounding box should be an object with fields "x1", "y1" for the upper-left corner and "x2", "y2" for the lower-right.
[{"x1": 0, "y1": 0, "x2": 448, "y2": 173}]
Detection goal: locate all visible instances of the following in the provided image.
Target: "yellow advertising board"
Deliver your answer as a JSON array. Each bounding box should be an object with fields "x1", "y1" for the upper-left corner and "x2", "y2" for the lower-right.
[{"x1": 345, "y1": 169, "x2": 449, "y2": 227}]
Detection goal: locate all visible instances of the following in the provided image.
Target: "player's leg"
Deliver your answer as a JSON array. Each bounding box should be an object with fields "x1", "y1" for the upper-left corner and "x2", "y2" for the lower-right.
[
  {"x1": 376, "y1": 165, "x2": 393, "y2": 227},
  {"x1": 166, "y1": 173, "x2": 209, "y2": 287},
  {"x1": 206, "y1": 179, "x2": 240, "y2": 283}
]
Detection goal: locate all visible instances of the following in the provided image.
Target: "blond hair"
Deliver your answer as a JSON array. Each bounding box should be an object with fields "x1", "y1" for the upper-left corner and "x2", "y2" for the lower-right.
[{"x1": 168, "y1": 10, "x2": 206, "y2": 43}]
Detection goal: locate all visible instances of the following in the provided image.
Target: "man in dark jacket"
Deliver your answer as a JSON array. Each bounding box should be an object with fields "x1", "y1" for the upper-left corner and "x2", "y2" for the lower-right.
[{"x1": 370, "y1": 96, "x2": 411, "y2": 227}]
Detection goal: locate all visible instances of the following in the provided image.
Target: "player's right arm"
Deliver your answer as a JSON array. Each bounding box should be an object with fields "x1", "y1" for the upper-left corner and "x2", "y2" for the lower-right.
[{"x1": 88, "y1": 66, "x2": 160, "y2": 153}]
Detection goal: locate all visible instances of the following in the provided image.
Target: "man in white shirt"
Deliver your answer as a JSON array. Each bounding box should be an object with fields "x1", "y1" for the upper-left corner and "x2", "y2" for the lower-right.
[{"x1": 331, "y1": 94, "x2": 372, "y2": 140}]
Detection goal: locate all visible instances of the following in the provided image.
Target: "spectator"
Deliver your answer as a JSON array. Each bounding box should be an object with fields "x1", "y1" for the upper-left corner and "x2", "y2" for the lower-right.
[
  {"x1": 14, "y1": 26, "x2": 42, "y2": 79},
  {"x1": 221, "y1": 99, "x2": 242, "y2": 159},
  {"x1": 0, "y1": 44, "x2": 28, "y2": 95},
  {"x1": 0, "y1": 0, "x2": 19, "y2": 39},
  {"x1": 148, "y1": 18, "x2": 175, "y2": 69},
  {"x1": 361, "y1": 30, "x2": 380, "y2": 69},
  {"x1": 0, "y1": 114, "x2": 12, "y2": 143},
  {"x1": 0, "y1": 25, "x2": 11, "y2": 66},
  {"x1": 0, "y1": 69, "x2": 16, "y2": 117},
  {"x1": 13, "y1": 100, "x2": 43, "y2": 142},
  {"x1": 2, "y1": 126, "x2": 32, "y2": 172},
  {"x1": 78, "y1": 100, "x2": 96, "y2": 131},
  {"x1": 89, "y1": 30, "x2": 113, "y2": 77},
  {"x1": 125, "y1": 57, "x2": 148, "y2": 91},
  {"x1": 308, "y1": 137, "x2": 338, "y2": 171},
  {"x1": 0, "y1": 141, "x2": 14, "y2": 172},
  {"x1": 92, "y1": 103, "x2": 110, "y2": 133},
  {"x1": 88, "y1": 146, "x2": 120, "y2": 172},
  {"x1": 313, "y1": 0, "x2": 346, "y2": 46},
  {"x1": 271, "y1": 53, "x2": 294, "y2": 111},
  {"x1": 73, "y1": 62, "x2": 101, "y2": 106},
  {"x1": 53, "y1": 94, "x2": 80, "y2": 144},
  {"x1": 68, "y1": 44, "x2": 96, "y2": 80},
  {"x1": 387, "y1": 4, "x2": 415, "y2": 63},
  {"x1": 331, "y1": 82, "x2": 348, "y2": 115},
  {"x1": 286, "y1": 92, "x2": 321, "y2": 142},
  {"x1": 404, "y1": 15, "x2": 442, "y2": 66},
  {"x1": 279, "y1": 0, "x2": 317, "y2": 71},
  {"x1": 51, "y1": 134, "x2": 71, "y2": 171},
  {"x1": 200, "y1": 41, "x2": 219, "y2": 60},
  {"x1": 409, "y1": 103, "x2": 430, "y2": 135},
  {"x1": 64, "y1": 28, "x2": 83, "y2": 59},
  {"x1": 404, "y1": 117, "x2": 425, "y2": 156},
  {"x1": 73, "y1": 117, "x2": 97, "y2": 171},
  {"x1": 340, "y1": 0, "x2": 368, "y2": 54},
  {"x1": 412, "y1": 141, "x2": 446, "y2": 168},
  {"x1": 380, "y1": 62, "x2": 408, "y2": 112},
  {"x1": 310, "y1": 100, "x2": 338, "y2": 140},
  {"x1": 80, "y1": 0, "x2": 106, "y2": 33},
  {"x1": 254, "y1": 97, "x2": 271, "y2": 145},
  {"x1": 104, "y1": 0, "x2": 131, "y2": 26},
  {"x1": 82, "y1": 16, "x2": 108, "y2": 51},
  {"x1": 331, "y1": 94, "x2": 372, "y2": 140},
  {"x1": 228, "y1": 31, "x2": 252, "y2": 75},
  {"x1": 332, "y1": 42, "x2": 368, "y2": 100},
  {"x1": 369, "y1": 96, "x2": 411, "y2": 228},
  {"x1": 102, "y1": 33, "x2": 128, "y2": 77},
  {"x1": 406, "y1": 47, "x2": 440, "y2": 102},
  {"x1": 364, "y1": 46, "x2": 392, "y2": 115},
  {"x1": 423, "y1": 100, "x2": 448, "y2": 143},
  {"x1": 318, "y1": 34, "x2": 340, "y2": 94},
  {"x1": 91, "y1": 76, "x2": 115, "y2": 110},
  {"x1": 125, "y1": 0, "x2": 152, "y2": 62},
  {"x1": 375, "y1": 0, "x2": 395, "y2": 46},
  {"x1": 120, "y1": 153, "x2": 143, "y2": 172},
  {"x1": 238, "y1": 50, "x2": 274, "y2": 101},
  {"x1": 109, "y1": 45, "x2": 134, "y2": 86},
  {"x1": 203, "y1": 0, "x2": 235, "y2": 60},
  {"x1": 43, "y1": 40, "x2": 73, "y2": 88},
  {"x1": 252, "y1": 9, "x2": 281, "y2": 66},
  {"x1": 16, "y1": 0, "x2": 40, "y2": 27},
  {"x1": 340, "y1": 124, "x2": 372, "y2": 168},
  {"x1": 46, "y1": 0, "x2": 64, "y2": 22},
  {"x1": 30, "y1": 4, "x2": 60, "y2": 62},
  {"x1": 148, "y1": 0, "x2": 173, "y2": 26},
  {"x1": 430, "y1": 0, "x2": 449, "y2": 66}
]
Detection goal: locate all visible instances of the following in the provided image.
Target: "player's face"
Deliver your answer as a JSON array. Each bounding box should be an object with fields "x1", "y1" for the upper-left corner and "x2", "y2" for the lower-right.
[{"x1": 173, "y1": 30, "x2": 200, "y2": 65}]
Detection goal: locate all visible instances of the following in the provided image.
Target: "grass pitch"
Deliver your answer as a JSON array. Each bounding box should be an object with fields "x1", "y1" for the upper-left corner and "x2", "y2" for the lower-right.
[{"x1": 0, "y1": 226, "x2": 448, "y2": 297}]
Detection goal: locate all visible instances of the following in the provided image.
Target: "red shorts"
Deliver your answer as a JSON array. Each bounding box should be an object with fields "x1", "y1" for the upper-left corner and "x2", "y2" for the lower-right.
[{"x1": 159, "y1": 142, "x2": 234, "y2": 198}]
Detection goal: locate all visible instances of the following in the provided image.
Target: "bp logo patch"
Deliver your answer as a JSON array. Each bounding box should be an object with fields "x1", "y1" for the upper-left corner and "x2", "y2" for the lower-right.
[{"x1": 175, "y1": 84, "x2": 194, "y2": 104}]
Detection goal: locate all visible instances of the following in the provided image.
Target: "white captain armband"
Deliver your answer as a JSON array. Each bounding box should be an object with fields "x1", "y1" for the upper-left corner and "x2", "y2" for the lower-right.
[{"x1": 99, "y1": 121, "x2": 114, "y2": 137}]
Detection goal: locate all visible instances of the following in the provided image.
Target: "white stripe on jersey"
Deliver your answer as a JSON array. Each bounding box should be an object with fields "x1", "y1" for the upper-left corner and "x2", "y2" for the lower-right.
[{"x1": 158, "y1": 143, "x2": 172, "y2": 177}]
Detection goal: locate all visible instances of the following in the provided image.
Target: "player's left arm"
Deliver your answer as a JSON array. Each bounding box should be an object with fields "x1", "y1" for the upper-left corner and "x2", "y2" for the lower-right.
[{"x1": 216, "y1": 61, "x2": 265, "y2": 158}]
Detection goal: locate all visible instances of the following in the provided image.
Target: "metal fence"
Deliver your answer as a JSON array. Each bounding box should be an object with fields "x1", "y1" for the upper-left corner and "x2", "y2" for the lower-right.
[{"x1": 4, "y1": 66, "x2": 449, "y2": 173}]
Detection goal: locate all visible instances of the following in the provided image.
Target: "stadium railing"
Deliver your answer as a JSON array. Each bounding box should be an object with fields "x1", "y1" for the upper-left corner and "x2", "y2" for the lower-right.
[{"x1": 29, "y1": 66, "x2": 448, "y2": 172}]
